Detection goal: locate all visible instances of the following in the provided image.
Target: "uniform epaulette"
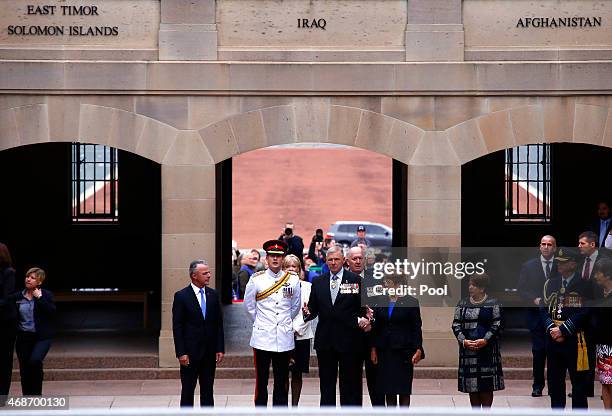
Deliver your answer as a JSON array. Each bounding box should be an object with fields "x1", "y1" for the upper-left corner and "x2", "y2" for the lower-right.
[
  {"x1": 286, "y1": 271, "x2": 299, "y2": 277},
  {"x1": 251, "y1": 270, "x2": 265, "y2": 279}
]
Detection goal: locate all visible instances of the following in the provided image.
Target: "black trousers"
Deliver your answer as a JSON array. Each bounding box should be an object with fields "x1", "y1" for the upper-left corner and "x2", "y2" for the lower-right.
[
  {"x1": 0, "y1": 327, "x2": 16, "y2": 400},
  {"x1": 317, "y1": 348, "x2": 362, "y2": 407},
  {"x1": 530, "y1": 328, "x2": 547, "y2": 390},
  {"x1": 546, "y1": 338, "x2": 588, "y2": 409},
  {"x1": 15, "y1": 331, "x2": 51, "y2": 396},
  {"x1": 363, "y1": 348, "x2": 385, "y2": 406},
  {"x1": 253, "y1": 348, "x2": 289, "y2": 407},
  {"x1": 179, "y1": 354, "x2": 216, "y2": 407}
]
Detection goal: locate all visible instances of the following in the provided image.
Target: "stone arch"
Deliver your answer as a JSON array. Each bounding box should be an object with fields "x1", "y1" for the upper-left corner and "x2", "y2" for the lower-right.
[
  {"x1": 197, "y1": 104, "x2": 425, "y2": 165},
  {"x1": 445, "y1": 103, "x2": 612, "y2": 165},
  {"x1": 0, "y1": 103, "x2": 188, "y2": 165}
]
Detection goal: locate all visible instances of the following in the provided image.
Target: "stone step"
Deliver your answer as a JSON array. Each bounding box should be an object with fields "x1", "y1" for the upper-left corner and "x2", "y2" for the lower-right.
[
  {"x1": 13, "y1": 354, "x2": 531, "y2": 369},
  {"x1": 12, "y1": 367, "x2": 534, "y2": 381},
  {"x1": 15, "y1": 353, "x2": 532, "y2": 370},
  {"x1": 13, "y1": 355, "x2": 159, "y2": 369}
]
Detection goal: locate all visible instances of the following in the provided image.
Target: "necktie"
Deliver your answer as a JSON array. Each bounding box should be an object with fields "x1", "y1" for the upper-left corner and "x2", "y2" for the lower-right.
[
  {"x1": 330, "y1": 275, "x2": 339, "y2": 305},
  {"x1": 544, "y1": 261, "x2": 552, "y2": 279},
  {"x1": 563, "y1": 279, "x2": 568, "y2": 289},
  {"x1": 582, "y1": 257, "x2": 591, "y2": 280},
  {"x1": 199, "y1": 288, "x2": 207, "y2": 319}
]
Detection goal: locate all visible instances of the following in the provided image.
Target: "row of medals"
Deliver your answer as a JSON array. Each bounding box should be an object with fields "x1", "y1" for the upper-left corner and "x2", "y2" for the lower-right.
[{"x1": 556, "y1": 286, "x2": 566, "y2": 319}]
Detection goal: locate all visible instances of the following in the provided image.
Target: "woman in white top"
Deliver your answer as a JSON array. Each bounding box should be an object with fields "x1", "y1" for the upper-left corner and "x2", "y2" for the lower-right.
[{"x1": 283, "y1": 255, "x2": 313, "y2": 406}]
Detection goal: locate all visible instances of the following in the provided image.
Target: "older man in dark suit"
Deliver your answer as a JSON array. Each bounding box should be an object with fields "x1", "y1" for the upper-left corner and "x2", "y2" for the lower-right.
[
  {"x1": 517, "y1": 235, "x2": 557, "y2": 397},
  {"x1": 303, "y1": 246, "x2": 370, "y2": 406},
  {"x1": 172, "y1": 260, "x2": 225, "y2": 407}
]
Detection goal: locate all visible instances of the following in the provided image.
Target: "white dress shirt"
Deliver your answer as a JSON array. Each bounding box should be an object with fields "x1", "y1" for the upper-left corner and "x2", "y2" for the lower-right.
[
  {"x1": 191, "y1": 283, "x2": 206, "y2": 308},
  {"x1": 540, "y1": 255, "x2": 554, "y2": 278},
  {"x1": 600, "y1": 218, "x2": 611, "y2": 247},
  {"x1": 244, "y1": 268, "x2": 301, "y2": 352}
]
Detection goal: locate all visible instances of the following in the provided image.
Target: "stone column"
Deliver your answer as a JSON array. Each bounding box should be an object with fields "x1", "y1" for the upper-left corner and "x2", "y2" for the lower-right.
[
  {"x1": 159, "y1": 0, "x2": 218, "y2": 60},
  {"x1": 407, "y1": 165, "x2": 461, "y2": 366},
  {"x1": 159, "y1": 132, "x2": 217, "y2": 367},
  {"x1": 405, "y1": 0, "x2": 464, "y2": 61}
]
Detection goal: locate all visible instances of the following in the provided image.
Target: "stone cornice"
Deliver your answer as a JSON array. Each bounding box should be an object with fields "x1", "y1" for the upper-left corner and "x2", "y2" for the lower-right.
[{"x1": 0, "y1": 61, "x2": 610, "y2": 95}]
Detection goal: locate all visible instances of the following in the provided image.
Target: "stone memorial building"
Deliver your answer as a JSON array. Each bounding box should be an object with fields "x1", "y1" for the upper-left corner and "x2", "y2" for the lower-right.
[{"x1": 0, "y1": 0, "x2": 610, "y2": 368}]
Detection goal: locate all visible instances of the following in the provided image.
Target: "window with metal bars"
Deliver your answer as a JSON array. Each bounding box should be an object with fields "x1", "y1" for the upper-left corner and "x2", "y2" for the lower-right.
[
  {"x1": 505, "y1": 144, "x2": 551, "y2": 223},
  {"x1": 71, "y1": 143, "x2": 118, "y2": 222}
]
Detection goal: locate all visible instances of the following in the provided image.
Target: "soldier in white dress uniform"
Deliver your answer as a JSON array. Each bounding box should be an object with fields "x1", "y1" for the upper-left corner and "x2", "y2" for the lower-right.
[{"x1": 244, "y1": 239, "x2": 301, "y2": 407}]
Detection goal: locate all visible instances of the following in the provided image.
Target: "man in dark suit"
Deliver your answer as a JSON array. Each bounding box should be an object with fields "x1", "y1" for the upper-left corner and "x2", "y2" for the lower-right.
[
  {"x1": 172, "y1": 260, "x2": 225, "y2": 407},
  {"x1": 517, "y1": 234, "x2": 557, "y2": 397},
  {"x1": 589, "y1": 202, "x2": 612, "y2": 248},
  {"x1": 303, "y1": 246, "x2": 369, "y2": 406}
]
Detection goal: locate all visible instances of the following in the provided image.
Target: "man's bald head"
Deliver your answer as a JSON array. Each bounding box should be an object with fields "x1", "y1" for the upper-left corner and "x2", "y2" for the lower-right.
[{"x1": 347, "y1": 246, "x2": 364, "y2": 274}]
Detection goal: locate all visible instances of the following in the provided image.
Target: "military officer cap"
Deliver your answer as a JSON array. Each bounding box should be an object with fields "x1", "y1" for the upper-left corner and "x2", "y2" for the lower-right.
[
  {"x1": 555, "y1": 247, "x2": 579, "y2": 263},
  {"x1": 263, "y1": 239, "x2": 288, "y2": 255}
]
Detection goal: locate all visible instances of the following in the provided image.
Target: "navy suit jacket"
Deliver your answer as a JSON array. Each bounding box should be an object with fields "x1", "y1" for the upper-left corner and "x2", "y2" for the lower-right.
[
  {"x1": 517, "y1": 257, "x2": 555, "y2": 331},
  {"x1": 172, "y1": 285, "x2": 224, "y2": 361},
  {"x1": 372, "y1": 295, "x2": 424, "y2": 358},
  {"x1": 306, "y1": 270, "x2": 365, "y2": 353}
]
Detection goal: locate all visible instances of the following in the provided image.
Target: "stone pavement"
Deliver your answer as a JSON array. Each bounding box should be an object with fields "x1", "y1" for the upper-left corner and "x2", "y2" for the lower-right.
[{"x1": 7, "y1": 379, "x2": 604, "y2": 409}]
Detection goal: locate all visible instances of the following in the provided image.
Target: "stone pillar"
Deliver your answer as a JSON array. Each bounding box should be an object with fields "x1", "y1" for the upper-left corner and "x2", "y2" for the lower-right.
[
  {"x1": 407, "y1": 165, "x2": 461, "y2": 366},
  {"x1": 405, "y1": 0, "x2": 464, "y2": 61},
  {"x1": 159, "y1": 0, "x2": 218, "y2": 60},
  {"x1": 159, "y1": 132, "x2": 217, "y2": 366}
]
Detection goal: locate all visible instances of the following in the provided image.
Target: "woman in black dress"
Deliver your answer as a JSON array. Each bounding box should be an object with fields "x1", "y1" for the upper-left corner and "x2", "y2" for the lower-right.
[
  {"x1": 452, "y1": 273, "x2": 504, "y2": 408},
  {"x1": 371, "y1": 274, "x2": 424, "y2": 407},
  {"x1": 0, "y1": 243, "x2": 16, "y2": 405}
]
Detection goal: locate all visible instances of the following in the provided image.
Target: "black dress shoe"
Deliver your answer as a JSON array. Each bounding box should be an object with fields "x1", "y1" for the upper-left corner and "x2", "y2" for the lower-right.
[{"x1": 532, "y1": 389, "x2": 543, "y2": 397}]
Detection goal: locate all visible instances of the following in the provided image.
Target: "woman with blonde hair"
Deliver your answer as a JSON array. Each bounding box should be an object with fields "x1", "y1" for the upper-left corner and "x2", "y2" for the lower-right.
[
  {"x1": 9, "y1": 267, "x2": 56, "y2": 395},
  {"x1": 283, "y1": 254, "x2": 313, "y2": 406}
]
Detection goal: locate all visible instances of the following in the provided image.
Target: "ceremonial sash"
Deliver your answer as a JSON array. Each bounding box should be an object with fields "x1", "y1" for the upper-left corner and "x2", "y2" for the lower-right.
[
  {"x1": 256, "y1": 272, "x2": 290, "y2": 301},
  {"x1": 554, "y1": 319, "x2": 589, "y2": 371}
]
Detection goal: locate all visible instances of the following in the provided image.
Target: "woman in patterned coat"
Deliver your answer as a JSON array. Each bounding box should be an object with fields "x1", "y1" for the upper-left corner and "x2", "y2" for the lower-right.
[{"x1": 452, "y1": 273, "x2": 504, "y2": 408}]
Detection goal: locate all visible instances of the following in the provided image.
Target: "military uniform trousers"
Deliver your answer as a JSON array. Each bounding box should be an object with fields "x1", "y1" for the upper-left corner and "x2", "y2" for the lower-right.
[
  {"x1": 546, "y1": 335, "x2": 588, "y2": 409},
  {"x1": 253, "y1": 348, "x2": 289, "y2": 407}
]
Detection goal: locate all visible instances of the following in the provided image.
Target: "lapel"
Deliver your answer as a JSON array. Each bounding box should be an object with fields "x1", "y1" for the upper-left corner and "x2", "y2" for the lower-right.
[
  {"x1": 188, "y1": 286, "x2": 205, "y2": 321},
  {"x1": 335, "y1": 270, "x2": 359, "y2": 308},
  {"x1": 333, "y1": 274, "x2": 351, "y2": 307},
  {"x1": 204, "y1": 287, "x2": 213, "y2": 315},
  {"x1": 565, "y1": 274, "x2": 581, "y2": 292},
  {"x1": 320, "y1": 274, "x2": 333, "y2": 308},
  {"x1": 387, "y1": 297, "x2": 402, "y2": 321}
]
